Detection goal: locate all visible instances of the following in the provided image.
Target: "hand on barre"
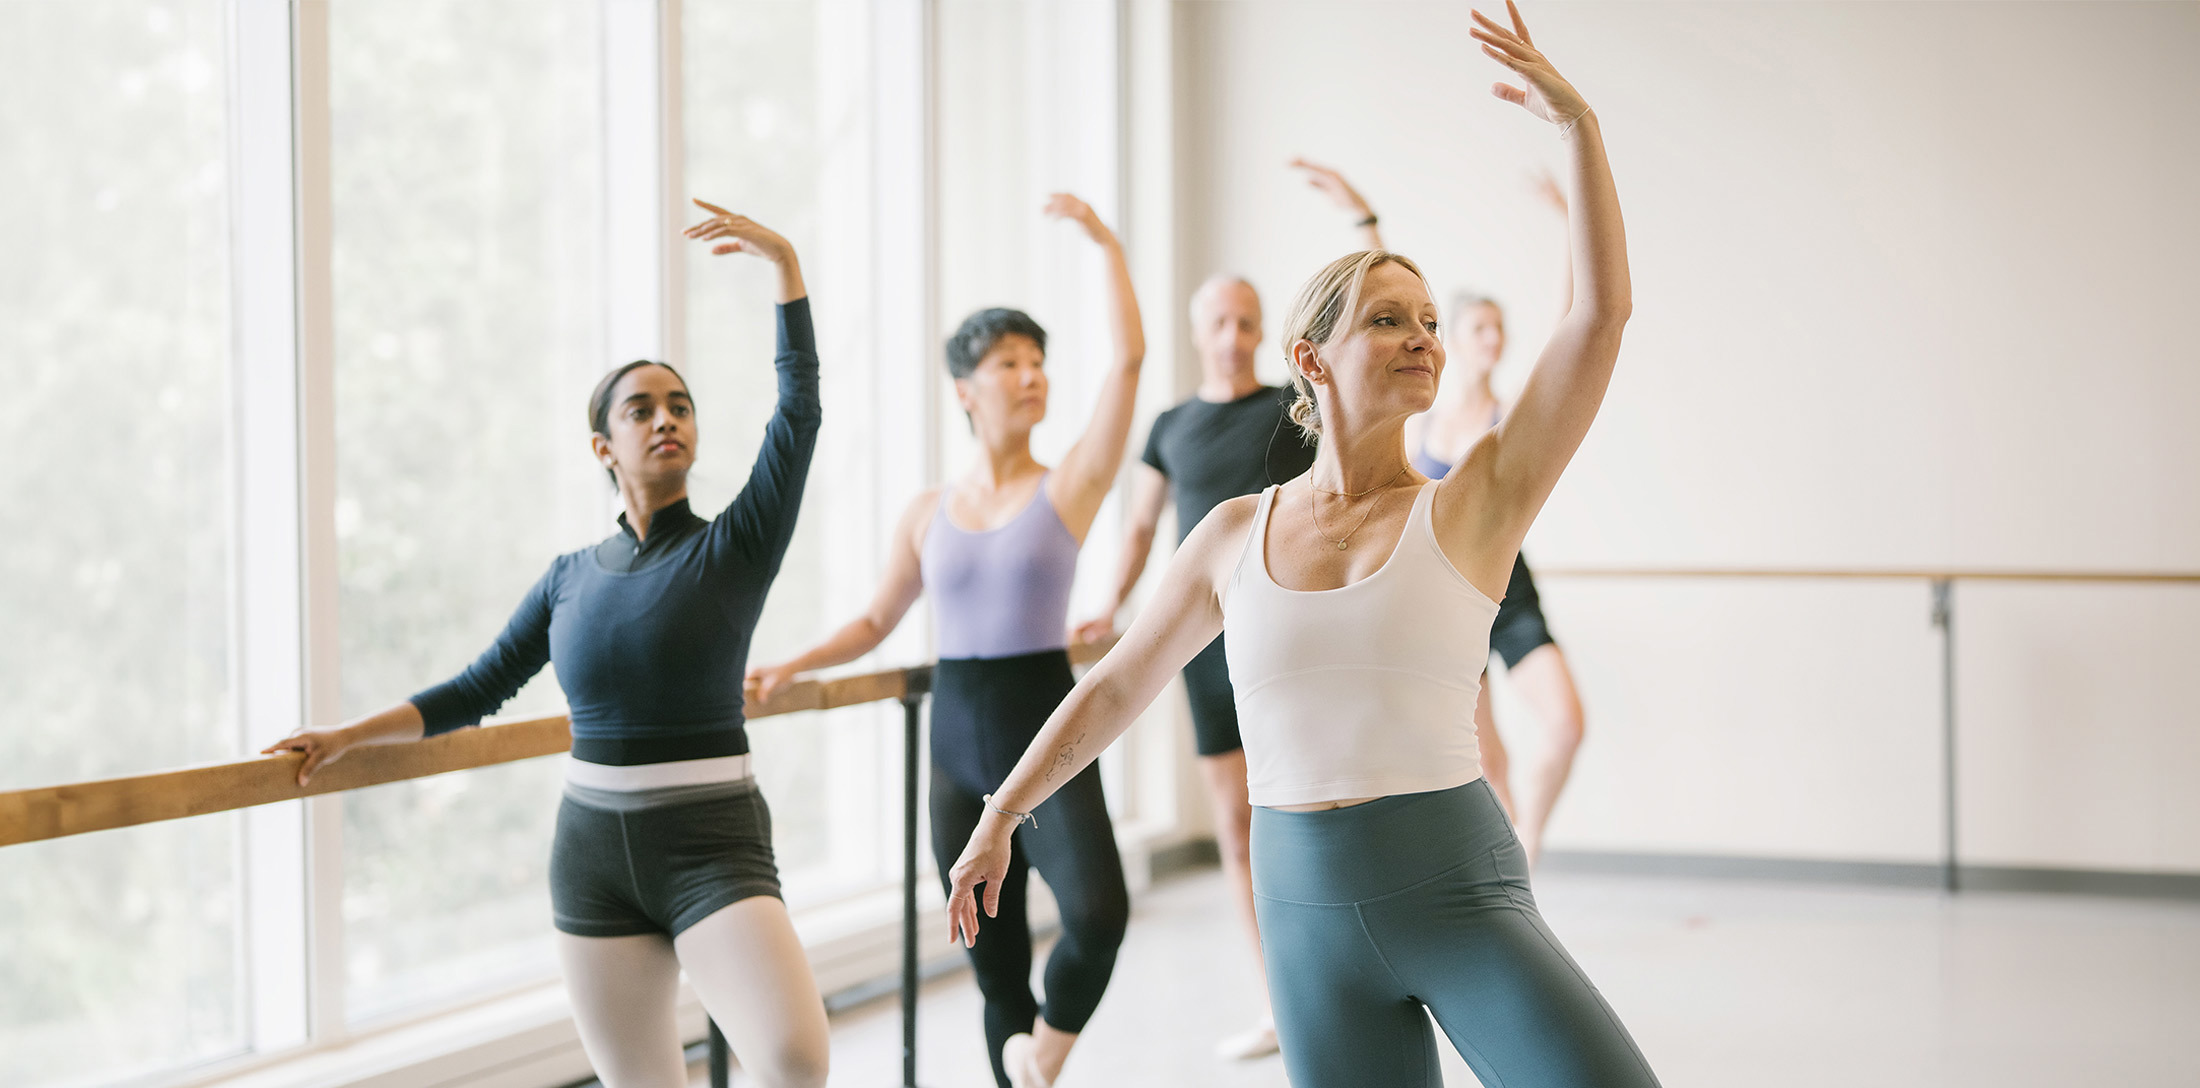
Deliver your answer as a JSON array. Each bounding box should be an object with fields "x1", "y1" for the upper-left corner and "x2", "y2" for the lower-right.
[
  {"x1": 261, "y1": 701, "x2": 425, "y2": 786},
  {"x1": 745, "y1": 661, "x2": 806, "y2": 707}
]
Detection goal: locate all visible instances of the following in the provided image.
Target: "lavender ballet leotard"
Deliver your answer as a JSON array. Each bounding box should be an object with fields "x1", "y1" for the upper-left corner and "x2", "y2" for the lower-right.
[{"x1": 916, "y1": 475, "x2": 1127, "y2": 1088}]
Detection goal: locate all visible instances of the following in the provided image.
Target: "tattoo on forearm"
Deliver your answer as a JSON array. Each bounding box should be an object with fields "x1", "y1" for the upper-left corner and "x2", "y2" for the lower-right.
[{"x1": 1047, "y1": 731, "x2": 1087, "y2": 782}]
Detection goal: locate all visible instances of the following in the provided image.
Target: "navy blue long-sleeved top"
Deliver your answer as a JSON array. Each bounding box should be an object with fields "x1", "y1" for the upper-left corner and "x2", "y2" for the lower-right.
[{"x1": 409, "y1": 298, "x2": 820, "y2": 765}]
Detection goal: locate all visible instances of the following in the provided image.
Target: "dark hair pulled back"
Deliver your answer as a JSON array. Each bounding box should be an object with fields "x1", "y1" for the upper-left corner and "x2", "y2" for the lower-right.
[
  {"x1": 945, "y1": 308, "x2": 1047, "y2": 379},
  {"x1": 587, "y1": 359, "x2": 691, "y2": 484}
]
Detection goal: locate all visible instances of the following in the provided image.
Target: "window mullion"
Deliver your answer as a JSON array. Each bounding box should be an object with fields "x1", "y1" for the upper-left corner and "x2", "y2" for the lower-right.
[
  {"x1": 291, "y1": 0, "x2": 348, "y2": 1046},
  {"x1": 229, "y1": 0, "x2": 316, "y2": 1057},
  {"x1": 604, "y1": 0, "x2": 669, "y2": 365}
]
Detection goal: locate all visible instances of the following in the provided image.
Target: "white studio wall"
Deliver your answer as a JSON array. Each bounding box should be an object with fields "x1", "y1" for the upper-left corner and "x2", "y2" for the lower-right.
[{"x1": 1167, "y1": 0, "x2": 2200, "y2": 874}]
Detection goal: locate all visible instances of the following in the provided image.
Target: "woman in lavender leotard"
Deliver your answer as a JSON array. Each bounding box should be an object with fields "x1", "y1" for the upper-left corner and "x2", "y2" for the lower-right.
[{"x1": 748, "y1": 193, "x2": 1145, "y2": 1088}]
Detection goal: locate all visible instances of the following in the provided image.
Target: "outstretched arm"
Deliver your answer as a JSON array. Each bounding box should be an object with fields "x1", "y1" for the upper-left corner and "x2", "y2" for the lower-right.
[
  {"x1": 745, "y1": 491, "x2": 934, "y2": 706},
  {"x1": 265, "y1": 565, "x2": 559, "y2": 784},
  {"x1": 1290, "y1": 158, "x2": 1387, "y2": 250},
  {"x1": 1047, "y1": 194, "x2": 1148, "y2": 539},
  {"x1": 945, "y1": 496, "x2": 1256, "y2": 946},
  {"x1": 1437, "y1": 2, "x2": 1629, "y2": 581}
]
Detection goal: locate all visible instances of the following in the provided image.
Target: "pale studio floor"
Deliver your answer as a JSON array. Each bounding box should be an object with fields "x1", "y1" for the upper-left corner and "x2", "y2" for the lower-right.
[{"x1": 704, "y1": 864, "x2": 2200, "y2": 1087}]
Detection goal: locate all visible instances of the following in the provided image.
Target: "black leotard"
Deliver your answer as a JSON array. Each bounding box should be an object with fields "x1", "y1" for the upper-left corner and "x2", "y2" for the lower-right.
[{"x1": 409, "y1": 299, "x2": 821, "y2": 766}]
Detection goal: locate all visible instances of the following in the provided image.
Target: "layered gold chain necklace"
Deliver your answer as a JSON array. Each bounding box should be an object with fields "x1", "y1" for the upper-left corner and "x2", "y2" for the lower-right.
[{"x1": 1307, "y1": 464, "x2": 1412, "y2": 550}]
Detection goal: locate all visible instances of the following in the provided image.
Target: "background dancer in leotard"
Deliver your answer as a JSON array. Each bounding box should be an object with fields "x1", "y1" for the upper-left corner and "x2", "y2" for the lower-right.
[
  {"x1": 1074, "y1": 273, "x2": 1314, "y2": 1061},
  {"x1": 265, "y1": 204, "x2": 830, "y2": 1088},
  {"x1": 749, "y1": 193, "x2": 1143, "y2": 1088},
  {"x1": 948, "y1": 8, "x2": 1656, "y2": 1085},
  {"x1": 1294, "y1": 160, "x2": 1588, "y2": 863}
]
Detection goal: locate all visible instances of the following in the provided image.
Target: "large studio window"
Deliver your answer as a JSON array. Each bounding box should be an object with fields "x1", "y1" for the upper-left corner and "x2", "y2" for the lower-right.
[
  {"x1": 0, "y1": 2, "x2": 243, "y2": 1084},
  {"x1": 326, "y1": 0, "x2": 606, "y2": 1025}
]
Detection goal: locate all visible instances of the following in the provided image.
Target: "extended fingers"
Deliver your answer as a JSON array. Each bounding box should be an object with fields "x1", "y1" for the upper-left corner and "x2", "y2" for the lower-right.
[
  {"x1": 949, "y1": 889, "x2": 980, "y2": 946},
  {"x1": 692, "y1": 198, "x2": 731, "y2": 216},
  {"x1": 1470, "y1": 26, "x2": 1539, "y2": 67},
  {"x1": 1507, "y1": 0, "x2": 1534, "y2": 46},
  {"x1": 1043, "y1": 193, "x2": 1093, "y2": 219},
  {"x1": 1290, "y1": 157, "x2": 1338, "y2": 180},
  {"x1": 689, "y1": 217, "x2": 751, "y2": 240},
  {"x1": 1470, "y1": 8, "x2": 1520, "y2": 46}
]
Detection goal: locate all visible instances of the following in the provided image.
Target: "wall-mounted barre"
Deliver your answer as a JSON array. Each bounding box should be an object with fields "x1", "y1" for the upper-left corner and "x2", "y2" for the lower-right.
[
  {"x1": 1522, "y1": 566, "x2": 2198, "y2": 894},
  {"x1": 0, "y1": 638, "x2": 1119, "y2": 850}
]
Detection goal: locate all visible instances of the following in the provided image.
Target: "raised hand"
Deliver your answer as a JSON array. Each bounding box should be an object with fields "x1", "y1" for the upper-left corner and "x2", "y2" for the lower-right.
[
  {"x1": 685, "y1": 199, "x2": 795, "y2": 262},
  {"x1": 1471, "y1": 1, "x2": 1589, "y2": 128},
  {"x1": 1043, "y1": 193, "x2": 1116, "y2": 246},
  {"x1": 687, "y1": 199, "x2": 806, "y2": 302},
  {"x1": 1288, "y1": 157, "x2": 1376, "y2": 220}
]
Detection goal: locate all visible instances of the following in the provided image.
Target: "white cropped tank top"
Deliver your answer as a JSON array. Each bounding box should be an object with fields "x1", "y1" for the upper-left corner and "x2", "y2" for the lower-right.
[{"x1": 1221, "y1": 481, "x2": 1501, "y2": 807}]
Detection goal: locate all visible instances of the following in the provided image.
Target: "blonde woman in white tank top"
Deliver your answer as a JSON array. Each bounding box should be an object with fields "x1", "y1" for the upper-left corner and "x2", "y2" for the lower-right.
[{"x1": 948, "y1": 7, "x2": 1659, "y2": 1086}]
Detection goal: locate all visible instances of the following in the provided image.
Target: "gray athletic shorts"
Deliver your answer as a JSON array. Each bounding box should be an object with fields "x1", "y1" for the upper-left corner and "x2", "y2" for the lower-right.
[{"x1": 551, "y1": 778, "x2": 782, "y2": 938}]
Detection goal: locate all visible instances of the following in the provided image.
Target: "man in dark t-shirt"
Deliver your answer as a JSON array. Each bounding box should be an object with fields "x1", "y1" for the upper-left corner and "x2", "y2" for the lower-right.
[{"x1": 1075, "y1": 274, "x2": 1314, "y2": 1060}]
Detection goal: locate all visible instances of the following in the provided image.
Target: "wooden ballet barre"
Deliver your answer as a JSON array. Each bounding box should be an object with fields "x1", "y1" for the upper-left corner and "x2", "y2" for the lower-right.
[
  {"x1": 0, "y1": 638, "x2": 1119, "y2": 849},
  {"x1": 1532, "y1": 567, "x2": 2200, "y2": 584}
]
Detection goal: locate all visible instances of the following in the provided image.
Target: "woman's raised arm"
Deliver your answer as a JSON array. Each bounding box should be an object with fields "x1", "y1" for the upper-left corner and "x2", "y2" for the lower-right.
[
  {"x1": 1045, "y1": 193, "x2": 1148, "y2": 538},
  {"x1": 686, "y1": 202, "x2": 825, "y2": 570},
  {"x1": 1437, "y1": 2, "x2": 1630, "y2": 566}
]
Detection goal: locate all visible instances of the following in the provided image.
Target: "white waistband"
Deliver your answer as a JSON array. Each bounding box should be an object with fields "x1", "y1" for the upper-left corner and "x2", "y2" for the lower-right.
[{"x1": 563, "y1": 753, "x2": 753, "y2": 791}]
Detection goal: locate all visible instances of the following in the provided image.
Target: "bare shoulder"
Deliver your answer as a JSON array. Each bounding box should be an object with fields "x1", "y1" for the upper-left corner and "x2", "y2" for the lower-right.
[
  {"x1": 898, "y1": 487, "x2": 945, "y2": 551},
  {"x1": 1181, "y1": 493, "x2": 1263, "y2": 587},
  {"x1": 1199, "y1": 492, "x2": 1264, "y2": 536}
]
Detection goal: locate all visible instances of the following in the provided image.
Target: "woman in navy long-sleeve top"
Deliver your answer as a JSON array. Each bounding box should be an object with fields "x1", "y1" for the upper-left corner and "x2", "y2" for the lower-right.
[{"x1": 266, "y1": 202, "x2": 830, "y2": 1088}]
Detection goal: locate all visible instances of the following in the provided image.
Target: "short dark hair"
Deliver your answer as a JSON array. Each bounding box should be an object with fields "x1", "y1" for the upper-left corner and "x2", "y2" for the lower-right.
[
  {"x1": 945, "y1": 308, "x2": 1047, "y2": 379},
  {"x1": 587, "y1": 360, "x2": 690, "y2": 483}
]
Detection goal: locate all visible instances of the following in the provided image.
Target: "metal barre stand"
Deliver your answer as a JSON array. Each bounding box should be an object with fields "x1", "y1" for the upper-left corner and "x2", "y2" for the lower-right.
[{"x1": 705, "y1": 668, "x2": 934, "y2": 1088}]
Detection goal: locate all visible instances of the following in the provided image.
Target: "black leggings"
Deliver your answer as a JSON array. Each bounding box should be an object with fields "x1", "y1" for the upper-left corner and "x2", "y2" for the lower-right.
[{"x1": 930, "y1": 651, "x2": 1130, "y2": 1088}]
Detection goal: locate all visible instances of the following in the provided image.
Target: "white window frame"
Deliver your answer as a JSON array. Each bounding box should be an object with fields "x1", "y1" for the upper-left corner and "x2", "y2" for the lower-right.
[{"x1": 144, "y1": 2, "x2": 1193, "y2": 1086}]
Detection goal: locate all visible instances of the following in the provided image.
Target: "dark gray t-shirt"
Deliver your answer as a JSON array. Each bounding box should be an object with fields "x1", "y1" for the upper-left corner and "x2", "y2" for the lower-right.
[{"x1": 1141, "y1": 384, "x2": 1316, "y2": 543}]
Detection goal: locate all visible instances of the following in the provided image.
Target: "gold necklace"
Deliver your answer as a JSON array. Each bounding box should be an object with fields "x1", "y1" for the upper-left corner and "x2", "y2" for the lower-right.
[{"x1": 1307, "y1": 465, "x2": 1411, "y2": 550}]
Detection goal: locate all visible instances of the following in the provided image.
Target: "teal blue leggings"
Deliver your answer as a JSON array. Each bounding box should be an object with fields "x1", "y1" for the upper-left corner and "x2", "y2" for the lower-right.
[{"x1": 1252, "y1": 779, "x2": 1662, "y2": 1088}]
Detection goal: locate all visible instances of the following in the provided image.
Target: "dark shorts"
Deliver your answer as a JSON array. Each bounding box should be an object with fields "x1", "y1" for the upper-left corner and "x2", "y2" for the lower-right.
[
  {"x1": 550, "y1": 778, "x2": 781, "y2": 938},
  {"x1": 1490, "y1": 554, "x2": 1558, "y2": 670},
  {"x1": 1181, "y1": 633, "x2": 1243, "y2": 757}
]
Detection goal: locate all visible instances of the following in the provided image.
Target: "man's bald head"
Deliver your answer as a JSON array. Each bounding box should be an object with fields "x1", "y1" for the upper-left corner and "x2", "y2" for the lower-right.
[
  {"x1": 1189, "y1": 275, "x2": 1259, "y2": 328},
  {"x1": 1189, "y1": 275, "x2": 1263, "y2": 384}
]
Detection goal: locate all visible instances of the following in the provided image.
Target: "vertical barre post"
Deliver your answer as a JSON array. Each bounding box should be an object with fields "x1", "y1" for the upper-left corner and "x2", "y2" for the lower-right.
[
  {"x1": 900, "y1": 666, "x2": 933, "y2": 1088},
  {"x1": 708, "y1": 1017, "x2": 729, "y2": 1088},
  {"x1": 1931, "y1": 578, "x2": 1958, "y2": 894}
]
